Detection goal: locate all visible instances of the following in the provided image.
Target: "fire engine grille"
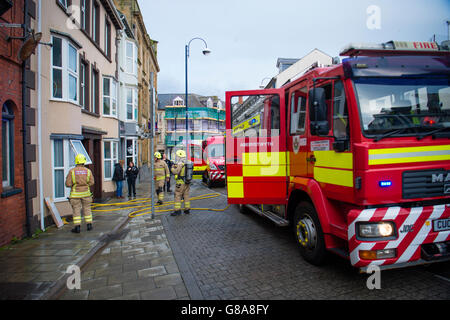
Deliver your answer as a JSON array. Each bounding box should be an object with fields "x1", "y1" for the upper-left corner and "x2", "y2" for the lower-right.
[
  {"x1": 402, "y1": 169, "x2": 449, "y2": 199},
  {"x1": 218, "y1": 165, "x2": 225, "y2": 171}
]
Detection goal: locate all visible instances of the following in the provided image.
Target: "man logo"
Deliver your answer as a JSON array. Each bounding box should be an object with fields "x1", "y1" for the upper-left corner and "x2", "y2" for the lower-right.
[{"x1": 432, "y1": 173, "x2": 450, "y2": 184}]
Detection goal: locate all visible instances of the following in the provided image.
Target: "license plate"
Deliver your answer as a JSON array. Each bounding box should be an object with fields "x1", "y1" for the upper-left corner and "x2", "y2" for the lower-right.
[{"x1": 433, "y1": 218, "x2": 450, "y2": 232}]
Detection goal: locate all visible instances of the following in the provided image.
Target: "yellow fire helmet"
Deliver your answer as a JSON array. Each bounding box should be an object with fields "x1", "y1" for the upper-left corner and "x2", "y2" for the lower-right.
[
  {"x1": 154, "y1": 152, "x2": 162, "y2": 159},
  {"x1": 75, "y1": 154, "x2": 87, "y2": 165},
  {"x1": 176, "y1": 150, "x2": 186, "y2": 158}
]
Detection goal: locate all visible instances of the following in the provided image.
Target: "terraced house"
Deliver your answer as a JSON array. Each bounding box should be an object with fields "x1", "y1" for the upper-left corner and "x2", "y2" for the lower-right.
[
  {"x1": 113, "y1": 0, "x2": 159, "y2": 178},
  {"x1": 34, "y1": 0, "x2": 124, "y2": 220}
]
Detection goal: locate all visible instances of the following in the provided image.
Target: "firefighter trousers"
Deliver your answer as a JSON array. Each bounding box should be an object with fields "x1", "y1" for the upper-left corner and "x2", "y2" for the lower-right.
[
  {"x1": 69, "y1": 197, "x2": 93, "y2": 226},
  {"x1": 174, "y1": 183, "x2": 190, "y2": 211},
  {"x1": 156, "y1": 179, "x2": 165, "y2": 202}
]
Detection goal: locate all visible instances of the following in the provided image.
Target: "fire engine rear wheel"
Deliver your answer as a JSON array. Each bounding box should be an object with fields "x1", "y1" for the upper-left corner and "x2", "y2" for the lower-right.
[
  {"x1": 237, "y1": 204, "x2": 247, "y2": 214},
  {"x1": 206, "y1": 174, "x2": 213, "y2": 188},
  {"x1": 293, "y1": 201, "x2": 327, "y2": 266}
]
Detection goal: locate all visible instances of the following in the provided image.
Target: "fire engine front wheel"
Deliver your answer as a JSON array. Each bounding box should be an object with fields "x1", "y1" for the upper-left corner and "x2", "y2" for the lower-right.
[{"x1": 293, "y1": 202, "x2": 327, "y2": 266}]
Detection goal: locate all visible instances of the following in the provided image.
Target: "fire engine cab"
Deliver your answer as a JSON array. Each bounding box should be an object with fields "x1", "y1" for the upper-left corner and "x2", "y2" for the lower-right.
[{"x1": 225, "y1": 41, "x2": 450, "y2": 271}]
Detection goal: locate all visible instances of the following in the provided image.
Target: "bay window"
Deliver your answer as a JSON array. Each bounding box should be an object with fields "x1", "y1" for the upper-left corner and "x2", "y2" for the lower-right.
[
  {"x1": 126, "y1": 41, "x2": 138, "y2": 75},
  {"x1": 51, "y1": 35, "x2": 79, "y2": 104},
  {"x1": 126, "y1": 87, "x2": 138, "y2": 121},
  {"x1": 52, "y1": 139, "x2": 91, "y2": 201}
]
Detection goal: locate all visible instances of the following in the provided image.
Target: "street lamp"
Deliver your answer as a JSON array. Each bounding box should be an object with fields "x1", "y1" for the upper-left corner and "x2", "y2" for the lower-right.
[
  {"x1": 185, "y1": 37, "x2": 211, "y2": 153},
  {"x1": 259, "y1": 77, "x2": 273, "y2": 89}
]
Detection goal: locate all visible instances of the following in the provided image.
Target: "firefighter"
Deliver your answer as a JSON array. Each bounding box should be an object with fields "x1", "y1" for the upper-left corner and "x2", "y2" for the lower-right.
[
  {"x1": 170, "y1": 150, "x2": 191, "y2": 216},
  {"x1": 65, "y1": 154, "x2": 95, "y2": 233},
  {"x1": 154, "y1": 152, "x2": 170, "y2": 205}
]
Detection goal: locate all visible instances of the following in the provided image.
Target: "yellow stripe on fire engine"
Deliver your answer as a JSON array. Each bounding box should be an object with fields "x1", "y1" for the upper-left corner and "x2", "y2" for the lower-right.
[
  {"x1": 242, "y1": 152, "x2": 287, "y2": 177},
  {"x1": 369, "y1": 145, "x2": 450, "y2": 165},
  {"x1": 227, "y1": 177, "x2": 244, "y2": 198},
  {"x1": 314, "y1": 151, "x2": 353, "y2": 169},
  {"x1": 314, "y1": 167, "x2": 354, "y2": 187}
]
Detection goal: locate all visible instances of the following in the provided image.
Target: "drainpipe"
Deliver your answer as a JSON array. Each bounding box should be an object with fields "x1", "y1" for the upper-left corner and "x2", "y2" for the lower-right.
[
  {"x1": 37, "y1": 0, "x2": 44, "y2": 231},
  {"x1": 22, "y1": 0, "x2": 32, "y2": 238}
]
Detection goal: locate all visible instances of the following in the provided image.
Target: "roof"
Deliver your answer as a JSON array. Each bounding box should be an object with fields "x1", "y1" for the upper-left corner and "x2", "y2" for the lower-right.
[
  {"x1": 100, "y1": 0, "x2": 124, "y2": 29},
  {"x1": 117, "y1": 10, "x2": 134, "y2": 39}
]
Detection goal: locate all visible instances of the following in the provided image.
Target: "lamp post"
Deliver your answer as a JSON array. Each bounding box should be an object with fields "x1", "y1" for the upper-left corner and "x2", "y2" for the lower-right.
[
  {"x1": 185, "y1": 37, "x2": 211, "y2": 153},
  {"x1": 259, "y1": 77, "x2": 273, "y2": 89}
]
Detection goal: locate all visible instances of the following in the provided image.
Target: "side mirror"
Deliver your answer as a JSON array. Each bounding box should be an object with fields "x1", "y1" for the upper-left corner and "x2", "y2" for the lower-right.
[{"x1": 309, "y1": 87, "x2": 329, "y2": 135}]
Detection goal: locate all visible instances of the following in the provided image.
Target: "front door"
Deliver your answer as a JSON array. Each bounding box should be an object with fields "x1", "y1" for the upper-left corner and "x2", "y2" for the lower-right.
[{"x1": 225, "y1": 89, "x2": 287, "y2": 204}]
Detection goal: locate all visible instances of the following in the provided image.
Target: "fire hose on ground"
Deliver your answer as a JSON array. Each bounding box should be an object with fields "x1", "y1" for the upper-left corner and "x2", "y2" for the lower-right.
[{"x1": 90, "y1": 192, "x2": 230, "y2": 219}]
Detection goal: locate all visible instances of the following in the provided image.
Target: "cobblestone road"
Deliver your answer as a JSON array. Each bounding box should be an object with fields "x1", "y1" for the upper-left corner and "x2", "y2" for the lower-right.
[
  {"x1": 58, "y1": 182, "x2": 450, "y2": 300},
  {"x1": 163, "y1": 184, "x2": 450, "y2": 300}
]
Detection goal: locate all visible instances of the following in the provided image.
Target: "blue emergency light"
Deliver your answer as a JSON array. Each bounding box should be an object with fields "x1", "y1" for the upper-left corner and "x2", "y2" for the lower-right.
[{"x1": 379, "y1": 180, "x2": 392, "y2": 187}]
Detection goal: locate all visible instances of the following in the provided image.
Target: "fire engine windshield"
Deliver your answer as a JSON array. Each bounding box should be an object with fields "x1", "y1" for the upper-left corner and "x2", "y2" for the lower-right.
[
  {"x1": 354, "y1": 77, "x2": 450, "y2": 140},
  {"x1": 208, "y1": 143, "x2": 224, "y2": 158}
]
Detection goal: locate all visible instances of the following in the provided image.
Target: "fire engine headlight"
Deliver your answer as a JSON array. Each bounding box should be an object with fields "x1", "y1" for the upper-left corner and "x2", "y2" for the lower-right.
[
  {"x1": 357, "y1": 222, "x2": 396, "y2": 239},
  {"x1": 209, "y1": 163, "x2": 218, "y2": 170}
]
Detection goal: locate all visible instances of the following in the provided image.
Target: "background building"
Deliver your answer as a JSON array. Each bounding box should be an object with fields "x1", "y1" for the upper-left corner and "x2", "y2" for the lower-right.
[
  {"x1": 117, "y1": 10, "x2": 139, "y2": 167},
  {"x1": 113, "y1": 0, "x2": 159, "y2": 179},
  {"x1": 158, "y1": 93, "x2": 225, "y2": 160},
  {"x1": 275, "y1": 49, "x2": 333, "y2": 88}
]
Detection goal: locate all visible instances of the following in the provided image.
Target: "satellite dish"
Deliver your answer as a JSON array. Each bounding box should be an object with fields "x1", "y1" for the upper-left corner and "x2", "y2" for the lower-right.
[{"x1": 18, "y1": 32, "x2": 42, "y2": 62}]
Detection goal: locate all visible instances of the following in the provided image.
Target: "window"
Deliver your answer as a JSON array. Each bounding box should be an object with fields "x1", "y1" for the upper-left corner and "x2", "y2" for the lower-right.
[
  {"x1": 92, "y1": 2, "x2": 99, "y2": 44},
  {"x1": 92, "y1": 68, "x2": 99, "y2": 114},
  {"x1": 53, "y1": 139, "x2": 66, "y2": 199},
  {"x1": 80, "y1": 0, "x2": 90, "y2": 33},
  {"x1": 290, "y1": 87, "x2": 307, "y2": 135},
  {"x1": 70, "y1": 140, "x2": 92, "y2": 165},
  {"x1": 103, "y1": 77, "x2": 117, "y2": 117},
  {"x1": 104, "y1": 140, "x2": 118, "y2": 180},
  {"x1": 80, "y1": 60, "x2": 89, "y2": 111},
  {"x1": 52, "y1": 37, "x2": 63, "y2": 99},
  {"x1": 333, "y1": 81, "x2": 349, "y2": 139},
  {"x1": 173, "y1": 97, "x2": 184, "y2": 106},
  {"x1": 126, "y1": 139, "x2": 138, "y2": 166},
  {"x1": 58, "y1": 0, "x2": 68, "y2": 9},
  {"x1": 2, "y1": 103, "x2": 14, "y2": 188},
  {"x1": 105, "y1": 19, "x2": 111, "y2": 58},
  {"x1": 126, "y1": 87, "x2": 138, "y2": 121},
  {"x1": 126, "y1": 41, "x2": 137, "y2": 75},
  {"x1": 52, "y1": 139, "x2": 90, "y2": 201},
  {"x1": 51, "y1": 36, "x2": 79, "y2": 103},
  {"x1": 230, "y1": 95, "x2": 280, "y2": 137},
  {"x1": 68, "y1": 44, "x2": 78, "y2": 102}
]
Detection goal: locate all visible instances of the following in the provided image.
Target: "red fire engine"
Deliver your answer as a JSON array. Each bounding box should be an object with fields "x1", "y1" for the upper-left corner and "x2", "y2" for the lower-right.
[
  {"x1": 202, "y1": 135, "x2": 226, "y2": 187},
  {"x1": 225, "y1": 41, "x2": 450, "y2": 271},
  {"x1": 186, "y1": 136, "x2": 226, "y2": 185}
]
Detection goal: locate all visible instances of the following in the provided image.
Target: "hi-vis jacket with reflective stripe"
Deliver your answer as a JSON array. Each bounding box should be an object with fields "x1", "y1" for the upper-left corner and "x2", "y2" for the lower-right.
[
  {"x1": 65, "y1": 165, "x2": 95, "y2": 198},
  {"x1": 154, "y1": 159, "x2": 170, "y2": 181}
]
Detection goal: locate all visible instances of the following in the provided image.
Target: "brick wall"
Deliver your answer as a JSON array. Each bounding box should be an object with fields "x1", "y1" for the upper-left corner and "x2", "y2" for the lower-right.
[{"x1": 0, "y1": 0, "x2": 29, "y2": 247}]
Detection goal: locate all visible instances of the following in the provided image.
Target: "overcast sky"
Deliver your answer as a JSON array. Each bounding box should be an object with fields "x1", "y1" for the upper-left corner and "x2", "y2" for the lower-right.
[{"x1": 137, "y1": 0, "x2": 449, "y2": 100}]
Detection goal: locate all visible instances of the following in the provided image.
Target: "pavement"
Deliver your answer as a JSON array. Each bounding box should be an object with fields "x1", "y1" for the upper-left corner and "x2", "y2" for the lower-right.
[{"x1": 0, "y1": 177, "x2": 190, "y2": 300}]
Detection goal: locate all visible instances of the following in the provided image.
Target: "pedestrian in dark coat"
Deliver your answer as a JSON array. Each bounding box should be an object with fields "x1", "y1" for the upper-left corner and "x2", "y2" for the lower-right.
[
  {"x1": 112, "y1": 160, "x2": 125, "y2": 198},
  {"x1": 126, "y1": 161, "x2": 139, "y2": 199},
  {"x1": 163, "y1": 154, "x2": 173, "y2": 192}
]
